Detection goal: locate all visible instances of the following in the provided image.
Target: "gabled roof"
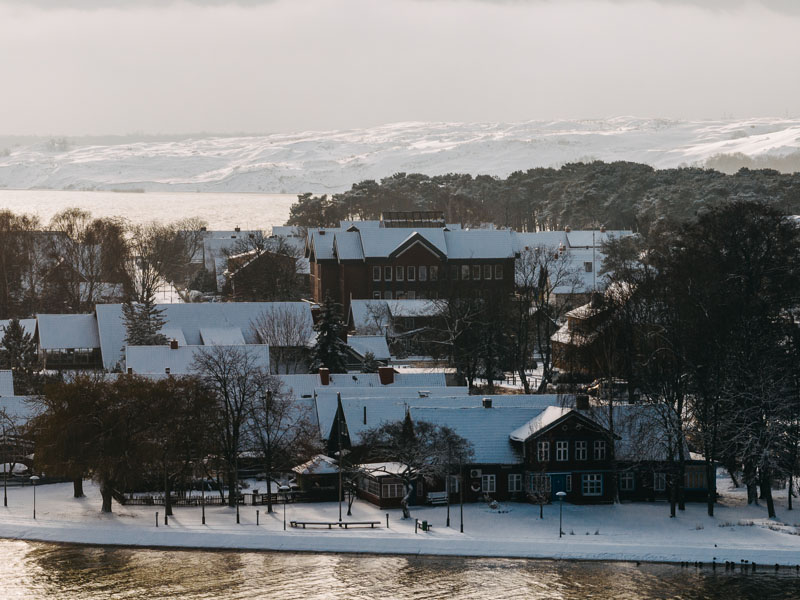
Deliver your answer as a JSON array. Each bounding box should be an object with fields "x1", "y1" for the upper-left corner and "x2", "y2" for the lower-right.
[
  {"x1": 509, "y1": 406, "x2": 605, "y2": 442},
  {"x1": 97, "y1": 302, "x2": 313, "y2": 370},
  {"x1": 37, "y1": 313, "x2": 100, "y2": 350},
  {"x1": 443, "y1": 229, "x2": 516, "y2": 259},
  {"x1": 388, "y1": 231, "x2": 447, "y2": 260},
  {"x1": 292, "y1": 454, "x2": 339, "y2": 475},
  {"x1": 276, "y1": 371, "x2": 448, "y2": 401},
  {"x1": 125, "y1": 344, "x2": 269, "y2": 375},
  {"x1": 199, "y1": 327, "x2": 246, "y2": 345},
  {"x1": 333, "y1": 230, "x2": 365, "y2": 261},
  {"x1": 346, "y1": 335, "x2": 391, "y2": 361},
  {"x1": 358, "y1": 227, "x2": 447, "y2": 259}
]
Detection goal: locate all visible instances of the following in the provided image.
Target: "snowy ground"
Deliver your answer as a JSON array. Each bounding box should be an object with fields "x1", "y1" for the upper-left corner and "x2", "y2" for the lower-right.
[{"x1": 1, "y1": 477, "x2": 798, "y2": 565}]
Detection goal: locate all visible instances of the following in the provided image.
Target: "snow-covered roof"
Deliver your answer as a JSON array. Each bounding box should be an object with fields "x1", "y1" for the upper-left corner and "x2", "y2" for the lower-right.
[
  {"x1": 276, "y1": 371, "x2": 448, "y2": 401},
  {"x1": 411, "y1": 406, "x2": 547, "y2": 464},
  {"x1": 96, "y1": 302, "x2": 312, "y2": 370},
  {"x1": 514, "y1": 231, "x2": 568, "y2": 253},
  {"x1": 443, "y1": 229, "x2": 515, "y2": 259},
  {"x1": 0, "y1": 319, "x2": 37, "y2": 344},
  {"x1": 307, "y1": 229, "x2": 338, "y2": 260},
  {"x1": 359, "y1": 227, "x2": 448, "y2": 259},
  {"x1": 199, "y1": 327, "x2": 246, "y2": 345},
  {"x1": 509, "y1": 406, "x2": 573, "y2": 442},
  {"x1": 0, "y1": 370, "x2": 14, "y2": 397},
  {"x1": 37, "y1": 313, "x2": 100, "y2": 350},
  {"x1": 271, "y1": 225, "x2": 305, "y2": 238},
  {"x1": 161, "y1": 327, "x2": 187, "y2": 346},
  {"x1": 347, "y1": 335, "x2": 391, "y2": 360},
  {"x1": 349, "y1": 300, "x2": 391, "y2": 333},
  {"x1": 333, "y1": 230, "x2": 364, "y2": 261},
  {"x1": 358, "y1": 462, "x2": 408, "y2": 476},
  {"x1": 386, "y1": 299, "x2": 440, "y2": 317},
  {"x1": 292, "y1": 454, "x2": 339, "y2": 475},
  {"x1": 0, "y1": 395, "x2": 37, "y2": 423},
  {"x1": 125, "y1": 344, "x2": 269, "y2": 375}
]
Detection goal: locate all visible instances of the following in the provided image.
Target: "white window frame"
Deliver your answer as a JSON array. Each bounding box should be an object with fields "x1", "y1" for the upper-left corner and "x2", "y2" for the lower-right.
[
  {"x1": 483, "y1": 264, "x2": 492, "y2": 280},
  {"x1": 537, "y1": 441, "x2": 549, "y2": 462},
  {"x1": 582, "y1": 474, "x2": 602, "y2": 496},
  {"x1": 372, "y1": 266, "x2": 381, "y2": 281},
  {"x1": 461, "y1": 265, "x2": 470, "y2": 280},
  {"x1": 396, "y1": 266, "x2": 404, "y2": 281},
  {"x1": 556, "y1": 440, "x2": 568, "y2": 461},
  {"x1": 448, "y1": 475, "x2": 460, "y2": 493},
  {"x1": 593, "y1": 440, "x2": 606, "y2": 460},
  {"x1": 384, "y1": 266, "x2": 392, "y2": 281},
  {"x1": 481, "y1": 474, "x2": 496, "y2": 493},
  {"x1": 620, "y1": 471, "x2": 635, "y2": 491},
  {"x1": 654, "y1": 472, "x2": 666, "y2": 492},
  {"x1": 372, "y1": 291, "x2": 381, "y2": 299},
  {"x1": 419, "y1": 265, "x2": 427, "y2": 281},
  {"x1": 407, "y1": 291, "x2": 416, "y2": 300},
  {"x1": 494, "y1": 264, "x2": 504, "y2": 280},
  {"x1": 472, "y1": 265, "x2": 481, "y2": 280},
  {"x1": 407, "y1": 266, "x2": 416, "y2": 281},
  {"x1": 430, "y1": 265, "x2": 438, "y2": 281},
  {"x1": 382, "y1": 483, "x2": 405, "y2": 498},
  {"x1": 508, "y1": 473, "x2": 522, "y2": 493},
  {"x1": 383, "y1": 291, "x2": 393, "y2": 300},
  {"x1": 575, "y1": 440, "x2": 587, "y2": 461},
  {"x1": 528, "y1": 474, "x2": 551, "y2": 494}
]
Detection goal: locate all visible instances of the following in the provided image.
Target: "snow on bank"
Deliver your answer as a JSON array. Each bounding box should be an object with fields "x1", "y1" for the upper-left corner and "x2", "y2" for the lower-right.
[
  {"x1": 1, "y1": 481, "x2": 798, "y2": 565},
  {"x1": 2, "y1": 117, "x2": 800, "y2": 194}
]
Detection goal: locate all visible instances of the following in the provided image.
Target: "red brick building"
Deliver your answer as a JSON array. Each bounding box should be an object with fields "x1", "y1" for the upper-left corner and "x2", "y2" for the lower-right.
[{"x1": 306, "y1": 215, "x2": 517, "y2": 314}]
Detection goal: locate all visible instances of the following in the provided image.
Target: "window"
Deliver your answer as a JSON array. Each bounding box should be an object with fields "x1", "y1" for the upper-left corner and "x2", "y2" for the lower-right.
[
  {"x1": 593, "y1": 440, "x2": 606, "y2": 460},
  {"x1": 494, "y1": 264, "x2": 504, "y2": 279},
  {"x1": 396, "y1": 291, "x2": 406, "y2": 300},
  {"x1": 620, "y1": 471, "x2": 635, "y2": 491},
  {"x1": 654, "y1": 473, "x2": 666, "y2": 492},
  {"x1": 584, "y1": 261, "x2": 593, "y2": 273},
  {"x1": 472, "y1": 265, "x2": 481, "y2": 280},
  {"x1": 372, "y1": 291, "x2": 381, "y2": 299},
  {"x1": 448, "y1": 475, "x2": 460, "y2": 493},
  {"x1": 483, "y1": 264, "x2": 492, "y2": 280},
  {"x1": 461, "y1": 265, "x2": 470, "y2": 280},
  {"x1": 582, "y1": 474, "x2": 602, "y2": 496},
  {"x1": 396, "y1": 266, "x2": 404, "y2": 281},
  {"x1": 481, "y1": 474, "x2": 496, "y2": 493},
  {"x1": 537, "y1": 441, "x2": 550, "y2": 462},
  {"x1": 430, "y1": 265, "x2": 438, "y2": 281},
  {"x1": 575, "y1": 441, "x2": 587, "y2": 461},
  {"x1": 407, "y1": 291, "x2": 416, "y2": 300},
  {"x1": 384, "y1": 266, "x2": 392, "y2": 281},
  {"x1": 556, "y1": 441, "x2": 568, "y2": 461},
  {"x1": 372, "y1": 266, "x2": 381, "y2": 281},
  {"x1": 407, "y1": 266, "x2": 416, "y2": 281},
  {"x1": 383, "y1": 291, "x2": 393, "y2": 300},
  {"x1": 528, "y1": 474, "x2": 551, "y2": 494},
  {"x1": 419, "y1": 265, "x2": 427, "y2": 281},
  {"x1": 450, "y1": 265, "x2": 458, "y2": 280},
  {"x1": 508, "y1": 473, "x2": 522, "y2": 493},
  {"x1": 382, "y1": 483, "x2": 405, "y2": 498},
  {"x1": 360, "y1": 478, "x2": 380, "y2": 496},
  {"x1": 566, "y1": 474, "x2": 572, "y2": 492},
  {"x1": 684, "y1": 469, "x2": 705, "y2": 489}
]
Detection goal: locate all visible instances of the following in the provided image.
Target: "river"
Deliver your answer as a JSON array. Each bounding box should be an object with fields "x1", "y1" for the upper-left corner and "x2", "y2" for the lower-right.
[
  {"x1": 0, "y1": 190, "x2": 297, "y2": 230},
  {"x1": 1, "y1": 540, "x2": 797, "y2": 599}
]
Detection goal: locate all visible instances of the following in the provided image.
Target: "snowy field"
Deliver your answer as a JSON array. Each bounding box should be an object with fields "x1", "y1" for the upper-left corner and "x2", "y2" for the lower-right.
[
  {"x1": 1, "y1": 476, "x2": 798, "y2": 566},
  {"x1": 2, "y1": 117, "x2": 799, "y2": 194}
]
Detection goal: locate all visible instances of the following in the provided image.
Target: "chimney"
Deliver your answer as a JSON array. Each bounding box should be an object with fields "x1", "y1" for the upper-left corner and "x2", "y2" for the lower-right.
[
  {"x1": 127, "y1": 367, "x2": 132, "y2": 374},
  {"x1": 378, "y1": 366, "x2": 395, "y2": 385},
  {"x1": 170, "y1": 339, "x2": 179, "y2": 350},
  {"x1": 482, "y1": 397, "x2": 493, "y2": 409},
  {"x1": 165, "y1": 367, "x2": 171, "y2": 375},
  {"x1": 235, "y1": 226, "x2": 241, "y2": 232},
  {"x1": 200, "y1": 226, "x2": 207, "y2": 232},
  {"x1": 318, "y1": 367, "x2": 330, "y2": 386},
  {"x1": 576, "y1": 394, "x2": 590, "y2": 410}
]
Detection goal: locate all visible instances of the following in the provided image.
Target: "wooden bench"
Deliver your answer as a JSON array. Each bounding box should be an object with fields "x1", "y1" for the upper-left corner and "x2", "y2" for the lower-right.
[
  {"x1": 290, "y1": 520, "x2": 381, "y2": 529},
  {"x1": 426, "y1": 491, "x2": 448, "y2": 505}
]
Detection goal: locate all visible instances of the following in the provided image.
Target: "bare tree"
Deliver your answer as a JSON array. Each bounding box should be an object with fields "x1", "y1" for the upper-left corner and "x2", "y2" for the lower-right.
[
  {"x1": 250, "y1": 306, "x2": 313, "y2": 374},
  {"x1": 192, "y1": 346, "x2": 269, "y2": 507}
]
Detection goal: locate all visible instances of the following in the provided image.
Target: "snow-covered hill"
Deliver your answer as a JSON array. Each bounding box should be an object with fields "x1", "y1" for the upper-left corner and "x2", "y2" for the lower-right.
[{"x1": 2, "y1": 117, "x2": 799, "y2": 194}]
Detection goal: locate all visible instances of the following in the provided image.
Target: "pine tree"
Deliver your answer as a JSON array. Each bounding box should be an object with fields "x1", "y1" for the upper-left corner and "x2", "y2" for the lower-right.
[
  {"x1": 361, "y1": 351, "x2": 380, "y2": 373},
  {"x1": 310, "y1": 294, "x2": 349, "y2": 373},
  {"x1": 0, "y1": 318, "x2": 38, "y2": 393},
  {"x1": 122, "y1": 293, "x2": 168, "y2": 346}
]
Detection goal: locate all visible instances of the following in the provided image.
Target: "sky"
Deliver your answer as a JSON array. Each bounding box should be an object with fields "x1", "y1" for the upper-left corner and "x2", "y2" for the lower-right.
[{"x1": 0, "y1": 0, "x2": 798, "y2": 135}]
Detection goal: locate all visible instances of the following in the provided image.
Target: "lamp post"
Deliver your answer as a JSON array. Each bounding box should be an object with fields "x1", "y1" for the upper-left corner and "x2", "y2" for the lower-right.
[
  {"x1": 201, "y1": 479, "x2": 206, "y2": 525},
  {"x1": 279, "y1": 485, "x2": 290, "y2": 531},
  {"x1": 3, "y1": 424, "x2": 7, "y2": 508},
  {"x1": 556, "y1": 491, "x2": 566, "y2": 538},
  {"x1": 30, "y1": 475, "x2": 40, "y2": 519}
]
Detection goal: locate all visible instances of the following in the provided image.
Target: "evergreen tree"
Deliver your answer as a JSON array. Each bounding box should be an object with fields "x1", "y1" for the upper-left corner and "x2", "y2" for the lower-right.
[
  {"x1": 122, "y1": 293, "x2": 168, "y2": 346},
  {"x1": 310, "y1": 294, "x2": 349, "y2": 373},
  {"x1": 0, "y1": 318, "x2": 38, "y2": 394},
  {"x1": 361, "y1": 351, "x2": 380, "y2": 373}
]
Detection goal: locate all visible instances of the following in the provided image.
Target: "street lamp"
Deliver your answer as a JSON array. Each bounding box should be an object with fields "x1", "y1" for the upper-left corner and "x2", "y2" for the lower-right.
[
  {"x1": 556, "y1": 491, "x2": 566, "y2": 538},
  {"x1": 201, "y1": 478, "x2": 206, "y2": 525},
  {"x1": 279, "y1": 485, "x2": 290, "y2": 531},
  {"x1": 30, "y1": 475, "x2": 40, "y2": 519}
]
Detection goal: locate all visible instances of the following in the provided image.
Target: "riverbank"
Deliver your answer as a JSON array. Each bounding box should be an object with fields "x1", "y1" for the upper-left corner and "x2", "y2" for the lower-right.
[{"x1": 1, "y1": 481, "x2": 798, "y2": 566}]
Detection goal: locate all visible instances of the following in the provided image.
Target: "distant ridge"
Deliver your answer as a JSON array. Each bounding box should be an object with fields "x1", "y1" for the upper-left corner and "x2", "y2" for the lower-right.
[{"x1": 1, "y1": 117, "x2": 799, "y2": 194}]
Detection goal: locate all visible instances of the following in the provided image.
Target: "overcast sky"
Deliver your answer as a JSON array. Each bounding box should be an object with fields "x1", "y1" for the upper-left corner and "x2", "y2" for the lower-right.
[{"x1": 0, "y1": 0, "x2": 798, "y2": 135}]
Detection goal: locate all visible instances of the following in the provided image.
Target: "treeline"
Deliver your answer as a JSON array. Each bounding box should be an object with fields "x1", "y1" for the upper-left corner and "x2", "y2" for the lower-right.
[
  {"x1": 287, "y1": 162, "x2": 800, "y2": 233},
  {"x1": 0, "y1": 208, "x2": 207, "y2": 319}
]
